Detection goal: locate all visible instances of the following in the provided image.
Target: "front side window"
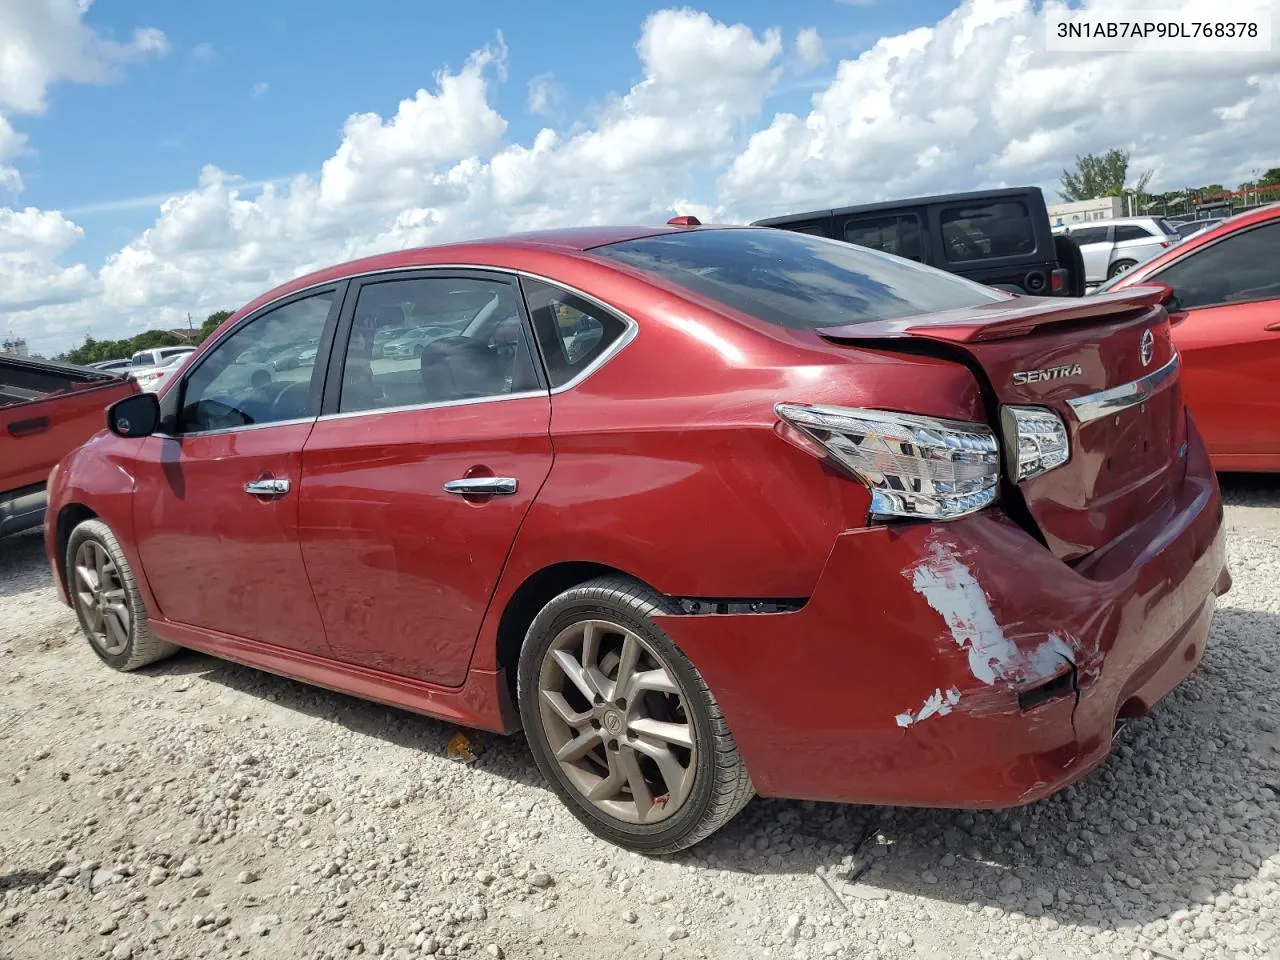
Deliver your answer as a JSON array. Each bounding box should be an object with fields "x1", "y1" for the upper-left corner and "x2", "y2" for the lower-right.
[
  {"x1": 593, "y1": 227, "x2": 1005, "y2": 331},
  {"x1": 1154, "y1": 222, "x2": 1280, "y2": 310},
  {"x1": 179, "y1": 291, "x2": 334, "y2": 432},
  {"x1": 522, "y1": 279, "x2": 628, "y2": 388},
  {"x1": 338, "y1": 277, "x2": 539, "y2": 413},
  {"x1": 939, "y1": 200, "x2": 1036, "y2": 262},
  {"x1": 843, "y1": 214, "x2": 924, "y2": 262},
  {"x1": 1115, "y1": 224, "x2": 1154, "y2": 242}
]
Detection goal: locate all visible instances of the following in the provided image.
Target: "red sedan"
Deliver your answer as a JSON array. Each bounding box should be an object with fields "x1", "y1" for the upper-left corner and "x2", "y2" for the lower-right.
[
  {"x1": 1101, "y1": 203, "x2": 1280, "y2": 471},
  {"x1": 45, "y1": 224, "x2": 1228, "y2": 852}
]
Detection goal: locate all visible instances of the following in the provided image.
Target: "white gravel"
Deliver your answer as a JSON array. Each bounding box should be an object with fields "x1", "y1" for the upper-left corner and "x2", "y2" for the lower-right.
[{"x1": 1, "y1": 480, "x2": 1278, "y2": 960}]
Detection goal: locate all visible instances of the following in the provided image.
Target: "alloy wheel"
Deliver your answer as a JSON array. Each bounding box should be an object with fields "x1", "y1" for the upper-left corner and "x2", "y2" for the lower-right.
[
  {"x1": 73, "y1": 540, "x2": 131, "y2": 656},
  {"x1": 536, "y1": 619, "x2": 696, "y2": 825}
]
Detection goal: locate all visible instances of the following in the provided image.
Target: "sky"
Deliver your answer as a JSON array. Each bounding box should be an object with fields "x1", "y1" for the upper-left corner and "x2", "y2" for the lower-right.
[{"x1": 1, "y1": 0, "x2": 1277, "y2": 356}]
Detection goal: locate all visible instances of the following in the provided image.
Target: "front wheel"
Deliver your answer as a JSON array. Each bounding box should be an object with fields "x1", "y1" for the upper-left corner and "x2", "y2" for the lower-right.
[
  {"x1": 66, "y1": 519, "x2": 177, "y2": 671},
  {"x1": 1108, "y1": 259, "x2": 1137, "y2": 278},
  {"x1": 517, "y1": 577, "x2": 753, "y2": 853}
]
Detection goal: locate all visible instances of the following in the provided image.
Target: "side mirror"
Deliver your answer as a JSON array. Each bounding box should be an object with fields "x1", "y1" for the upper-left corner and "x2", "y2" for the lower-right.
[
  {"x1": 1144, "y1": 281, "x2": 1184, "y2": 316},
  {"x1": 107, "y1": 392, "x2": 161, "y2": 438}
]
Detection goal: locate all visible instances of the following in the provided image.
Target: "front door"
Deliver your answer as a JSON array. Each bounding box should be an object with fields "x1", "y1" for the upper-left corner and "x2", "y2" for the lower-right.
[
  {"x1": 132, "y1": 287, "x2": 341, "y2": 653},
  {"x1": 1154, "y1": 219, "x2": 1280, "y2": 465},
  {"x1": 298, "y1": 271, "x2": 553, "y2": 687}
]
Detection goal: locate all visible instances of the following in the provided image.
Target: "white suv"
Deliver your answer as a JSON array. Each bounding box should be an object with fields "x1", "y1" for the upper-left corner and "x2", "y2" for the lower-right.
[
  {"x1": 1055, "y1": 217, "x2": 1182, "y2": 284},
  {"x1": 129, "y1": 345, "x2": 196, "y2": 369}
]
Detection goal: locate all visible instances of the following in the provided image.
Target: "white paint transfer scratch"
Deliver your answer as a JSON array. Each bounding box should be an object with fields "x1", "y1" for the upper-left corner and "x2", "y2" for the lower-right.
[
  {"x1": 895, "y1": 687, "x2": 961, "y2": 728},
  {"x1": 906, "y1": 538, "x2": 1082, "y2": 687}
]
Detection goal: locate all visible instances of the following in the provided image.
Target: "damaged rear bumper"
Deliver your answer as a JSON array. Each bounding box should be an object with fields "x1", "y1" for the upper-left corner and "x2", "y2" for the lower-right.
[{"x1": 655, "y1": 427, "x2": 1228, "y2": 808}]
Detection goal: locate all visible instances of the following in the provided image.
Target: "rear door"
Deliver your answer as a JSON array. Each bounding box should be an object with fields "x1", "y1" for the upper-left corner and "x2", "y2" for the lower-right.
[
  {"x1": 840, "y1": 211, "x2": 927, "y2": 263},
  {"x1": 298, "y1": 270, "x2": 553, "y2": 687},
  {"x1": 1067, "y1": 225, "x2": 1113, "y2": 283},
  {"x1": 1149, "y1": 219, "x2": 1280, "y2": 465},
  {"x1": 1112, "y1": 222, "x2": 1164, "y2": 271}
]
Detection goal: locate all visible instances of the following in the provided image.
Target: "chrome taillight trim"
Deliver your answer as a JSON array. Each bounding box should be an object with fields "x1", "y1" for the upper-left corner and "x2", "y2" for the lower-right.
[{"x1": 1065, "y1": 352, "x2": 1180, "y2": 424}]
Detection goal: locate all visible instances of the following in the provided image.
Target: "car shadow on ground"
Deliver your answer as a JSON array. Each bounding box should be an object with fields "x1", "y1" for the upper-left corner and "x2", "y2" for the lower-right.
[{"x1": 0, "y1": 530, "x2": 49, "y2": 599}]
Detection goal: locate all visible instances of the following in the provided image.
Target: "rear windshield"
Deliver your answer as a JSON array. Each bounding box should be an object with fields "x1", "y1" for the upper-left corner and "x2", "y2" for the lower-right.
[{"x1": 592, "y1": 228, "x2": 1005, "y2": 330}]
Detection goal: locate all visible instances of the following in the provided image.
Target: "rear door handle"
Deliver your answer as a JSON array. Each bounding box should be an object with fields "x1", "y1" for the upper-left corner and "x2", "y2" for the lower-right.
[
  {"x1": 443, "y1": 477, "x2": 518, "y2": 496},
  {"x1": 7, "y1": 416, "x2": 50, "y2": 438},
  {"x1": 244, "y1": 478, "x2": 291, "y2": 497},
  {"x1": 1264, "y1": 321, "x2": 1280, "y2": 332}
]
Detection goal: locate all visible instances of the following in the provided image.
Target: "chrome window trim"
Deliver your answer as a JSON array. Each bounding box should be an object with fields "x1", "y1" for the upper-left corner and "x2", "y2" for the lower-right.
[
  {"x1": 1065, "y1": 352, "x2": 1180, "y2": 424},
  {"x1": 316, "y1": 389, "x2": 547, "y2": 424},
  {"x1": 154, "y1": 415, "x2": 317, "y2": 440}
]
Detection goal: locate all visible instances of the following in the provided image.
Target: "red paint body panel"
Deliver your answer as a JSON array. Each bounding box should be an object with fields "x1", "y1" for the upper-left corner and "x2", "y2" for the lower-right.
[
  {"x1": 298, "y1": 397, "x2": 553, "y2": 687},
  {"x1": 659, "y1": 418, "x2": 1224, "y2": 805},
  {"x1": 130, "y1": 427, "x2": 332, "y2": 655},
  {"x1": 45, "y1": 224, "x2": 1230, "y2": 814},
  {"x1": 1108, "y1": 205, "x2": 1280, "y2": 471},
  {"x1": 2, "y1": 377, "x2": 137, "y2": 494}
]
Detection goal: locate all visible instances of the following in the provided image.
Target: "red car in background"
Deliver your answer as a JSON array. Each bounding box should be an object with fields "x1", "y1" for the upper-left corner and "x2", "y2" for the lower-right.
[
  {"x1": 1, "y1": 356, "x2": 138, "y2": 537},
  {"x1": 44, "y1": 225, "x2": 1227, "y2": 852},
  {"x1": 1100, "y1": 203, "x2": 1280, "y2": 471}
]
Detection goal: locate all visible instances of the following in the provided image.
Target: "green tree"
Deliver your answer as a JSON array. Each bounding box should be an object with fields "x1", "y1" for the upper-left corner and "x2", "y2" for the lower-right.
[
  {"x1": 63, "y1": 330, "x2": 184, "y2": 366},
  {"x1": 1060, "y1": 149, "x2": 1132, "y2": 201},
  {"x1": 198, "y1": 310, "x2": 234, "y2": 343},
  {"x1": 1259, "y1": 167, "x2": 1280, "y2": 187}
]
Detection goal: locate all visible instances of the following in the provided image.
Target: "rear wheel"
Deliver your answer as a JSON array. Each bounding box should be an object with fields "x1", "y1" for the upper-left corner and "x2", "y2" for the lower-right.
[
  {"x1": 66, "y1": 519, "x2": 176, "y2": 671},
  {"x1": 1108, "y1": 259, "x2": 1137, "y2": 279},
  {"x1": 517, "y1": 577, "x2": 753, "y2": 853}
]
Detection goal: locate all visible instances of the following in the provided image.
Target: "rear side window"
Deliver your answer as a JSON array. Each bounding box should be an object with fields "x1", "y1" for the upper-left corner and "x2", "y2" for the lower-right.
[
  {"x1": 1157, "y1": 219, "x2": 1181, "y2": 237},
  {"x1": 1115, "y1": 224, "x2": 1154, "y2": 242},
  {"x1": 1068, "y1": 226, "x2": 1109, "y2": 245},
  {"x1": 592, "y1": 228, "x2": 1005, "y2": 331},
  {"x1": 131, "y1": 352, "x2": 155, "y2": 367},
  {"x1": 843, "y1": 213, "x2": 924, "y2": 262},
  {"x1": 521, "y1": 279, "x2": 628, "y2": 388},
  {"x1": 939, "y1": 201, "x2": 1036, "y2": 262}
]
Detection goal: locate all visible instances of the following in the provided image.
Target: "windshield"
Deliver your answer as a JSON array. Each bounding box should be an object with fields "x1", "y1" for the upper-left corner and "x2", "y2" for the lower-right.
[{"x1": 592, "y1": 228, "x2": 1006, "y2": 330}]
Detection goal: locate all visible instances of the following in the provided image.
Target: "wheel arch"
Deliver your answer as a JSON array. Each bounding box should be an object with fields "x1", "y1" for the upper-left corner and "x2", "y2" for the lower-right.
[
  {"x1": 54, "y1": 502, "x2": 99, "y2": 594},
  {"x1": 491, "y1": 561, "x2": 661, "y2": 704}
]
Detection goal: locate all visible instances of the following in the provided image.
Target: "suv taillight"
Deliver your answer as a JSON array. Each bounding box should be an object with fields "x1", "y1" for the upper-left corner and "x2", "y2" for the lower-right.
[{"x1": 775, "y1": 404, "x2": 1000, "y2": 520}]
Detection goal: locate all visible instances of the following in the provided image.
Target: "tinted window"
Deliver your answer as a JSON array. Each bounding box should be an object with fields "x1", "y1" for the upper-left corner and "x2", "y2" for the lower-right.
[
  {"x1": 522, "y1": 279, "x2": 628, "y2": 388},
  {"x1": 593, "y1": 228, "x2": 1004, "y2": 331},
  {"x1": 1115, "y1": 224, "x2": 1155, "y2": 242},
  {"x1": 1069, "y1": 226, "x2": 1109, "y2": 245},
  {"x1": 131, "y1": 352, "x2": 155, "y2": 367},
  {"x1": 1156, "y1": 219, "x2": 1181, "y2": 237},
  {"x1": 939, "y1": 201, "x2": 1036, "y2": 262},
  {"x1": 180, "y1": 291, "x2": 333, "y2": 431},
  {"x1": 776, "y1": 221, "x2": 830, "y2": 238},
  {"x1": 1154, "y1": 222, "x2": 1280, "y2": 310},
  {"x1": 339, "y1": 277, "x2": 539, "y2": 413},
  {"x1": 843, "y1": 214, "x2": 924, "y2": 262}
]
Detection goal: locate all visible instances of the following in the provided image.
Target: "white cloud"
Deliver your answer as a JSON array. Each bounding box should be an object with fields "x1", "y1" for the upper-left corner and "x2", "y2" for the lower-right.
[
  {"x1": 795, "y1": 27, "x2": 826, "y2": 69},
  {"x1": 251, "y1": 81, "x2": 269, "y2": 97},
  {"x1": 526, "y1": 72, "x2": 562, "y2": 116},
  {"x1": 2, "y1": 0, "x2": 1279, "y2": 355},
  {"x1": 192, "y1": 42, "x2": 215, "y2": 62}
]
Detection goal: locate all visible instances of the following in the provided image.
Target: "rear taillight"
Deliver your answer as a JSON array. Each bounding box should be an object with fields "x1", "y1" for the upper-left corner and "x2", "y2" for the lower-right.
[
  {"x1": 1050, "y1": 269, "x2": 1066, "y2": 293},
  {"x1": 775, "y1": 403, "x2": 1000, "y2": 520},
  {"x1": 999, "y1": 406, "x2": 1071, "y2": 481}
]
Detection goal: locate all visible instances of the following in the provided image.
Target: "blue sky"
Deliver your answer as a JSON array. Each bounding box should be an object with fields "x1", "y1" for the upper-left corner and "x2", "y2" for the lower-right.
[
  {"x1": 20, "y1": 0, "x2": 950, "y2": 269},
  {"x1": 2, "y1": 0, "x2": 1276, "y2": 354}
]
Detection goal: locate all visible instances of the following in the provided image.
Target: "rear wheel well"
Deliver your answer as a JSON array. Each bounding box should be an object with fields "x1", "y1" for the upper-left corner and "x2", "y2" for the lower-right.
[
  {"x1": 55, "y1": 504, "x2": 98, "y2": 591},
  {"x1": 495, "y1": 562, "x2": 647, "y2": 700}
]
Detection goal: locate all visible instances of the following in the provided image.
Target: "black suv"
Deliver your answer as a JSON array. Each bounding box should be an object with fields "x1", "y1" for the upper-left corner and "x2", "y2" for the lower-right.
[{"x1": 752, "y1": 186, "x2": 1086, "y2": 297}]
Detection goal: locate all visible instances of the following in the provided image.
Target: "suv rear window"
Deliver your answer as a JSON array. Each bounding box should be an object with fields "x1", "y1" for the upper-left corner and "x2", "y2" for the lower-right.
[
  {"x1": 939, "y1": 200, "x2": 1036, "y2": 262},
  {"x1": 592, "y1": 228, "x2": 1005, "y2": 331}
]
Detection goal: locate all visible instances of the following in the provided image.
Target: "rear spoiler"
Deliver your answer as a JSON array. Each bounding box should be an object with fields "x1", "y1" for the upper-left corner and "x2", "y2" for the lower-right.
[{"x1": 816, "y1": 285, "x2": 1169, "y2": 344}]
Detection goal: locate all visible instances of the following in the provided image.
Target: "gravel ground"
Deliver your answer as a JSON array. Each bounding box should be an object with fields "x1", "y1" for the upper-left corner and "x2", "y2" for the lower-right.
[{"x1": 2, "y1": 481, "x2": 1279, "y2": 960}]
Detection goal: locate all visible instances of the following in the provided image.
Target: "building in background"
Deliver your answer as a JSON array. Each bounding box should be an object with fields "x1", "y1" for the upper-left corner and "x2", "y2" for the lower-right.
[
  {"x1": 1, "y1": 337, "x2": 29, "y2": 357},
  {"x1": 1048, "y1": 197, "x2": 1125, "y2": 227}
]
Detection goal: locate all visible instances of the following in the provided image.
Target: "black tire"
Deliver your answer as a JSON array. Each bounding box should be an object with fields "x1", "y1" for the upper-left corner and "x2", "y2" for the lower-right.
[
  {"x1": 517, "y1": 576, "x2": 753, "y2": 854},
  {"x1": 1108, "y1": 259, "x2": 1137, "y2": 279},
  {"x1": 1053, "y1": 233, "x2": 1087, "y2": 297},
  {"x1": 66, "y1": 519, "x2": 177, "y2": 672}
]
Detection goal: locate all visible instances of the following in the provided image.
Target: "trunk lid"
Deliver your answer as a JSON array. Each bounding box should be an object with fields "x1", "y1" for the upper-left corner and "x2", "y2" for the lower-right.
[{"x1": 817, "y1": 286, "x2": 1186, "y2": 561}]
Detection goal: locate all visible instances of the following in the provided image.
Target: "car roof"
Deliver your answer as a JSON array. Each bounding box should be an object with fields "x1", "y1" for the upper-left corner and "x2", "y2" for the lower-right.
[
  {"x1": 750, "y1": 187, "x2": 1042, "y2": 226},
  {"x1": 228, "y1": 224, "x2": 741, "y2": 322}
]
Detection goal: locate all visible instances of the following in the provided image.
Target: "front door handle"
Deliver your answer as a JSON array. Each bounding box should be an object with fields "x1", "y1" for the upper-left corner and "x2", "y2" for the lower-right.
[
  {"x1": 1264, "y1": 320, "x2": 1280, "y2": 332},
  {"x1": 7, "y1": 416, "x2": 50, "y2": 438},
  {"x1": 443, "y1": 477, "x2": 518, "y2": 496},
  {"x1": 244, "y1": 478, "x2": 291, "y2": 497}
]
